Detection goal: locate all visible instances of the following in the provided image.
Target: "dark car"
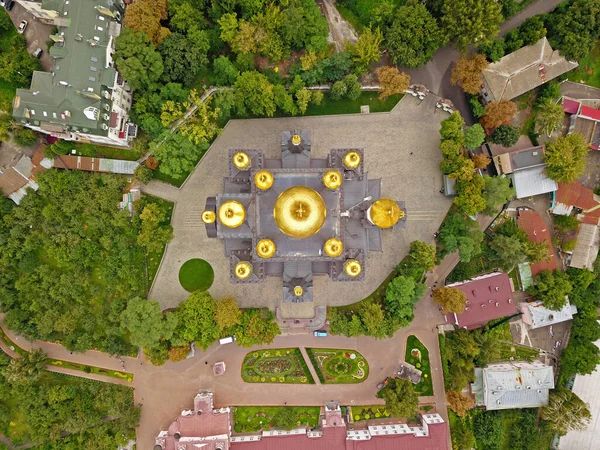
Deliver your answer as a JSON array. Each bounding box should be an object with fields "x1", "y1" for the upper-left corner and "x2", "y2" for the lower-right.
[{"x1": 4, "y1": 0, "x2": 14, "y2": 11}]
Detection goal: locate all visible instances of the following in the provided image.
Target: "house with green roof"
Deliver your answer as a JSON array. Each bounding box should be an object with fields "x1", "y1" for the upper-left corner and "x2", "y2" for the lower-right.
[{"x1": 13, "y1": 0, "x2": 137, "y2": 148}]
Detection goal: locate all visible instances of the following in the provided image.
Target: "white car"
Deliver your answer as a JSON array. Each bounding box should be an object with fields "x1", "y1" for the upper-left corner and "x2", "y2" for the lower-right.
[{"x1": 17, "y1": 20, "x2": 27, "y2": 34}]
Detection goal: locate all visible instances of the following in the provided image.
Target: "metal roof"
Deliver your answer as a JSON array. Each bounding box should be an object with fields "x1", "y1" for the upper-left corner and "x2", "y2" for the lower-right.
[
  {"x1": 520, "y1": 299, "x2": 577, "y2": 329},
  {"x1": 511, "y1": 165, "x2": 558, "y2": 199}
]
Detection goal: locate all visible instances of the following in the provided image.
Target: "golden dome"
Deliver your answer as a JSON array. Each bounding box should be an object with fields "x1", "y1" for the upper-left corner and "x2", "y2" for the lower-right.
[
  {"x1": 369, "y1": 198, "x2": 403, "y2": 229},
  {"x1": 324, "y1": 237, "x2": 344, "y2": 257},
  {"x1": 233, "y1": 151, "x2": 251, "y2": 170},
  {"x1": 201, "y1": 210, "x2": 216, "y2": 224},
  {"x1": 218, "y1": 200, "x2": 246, "y2": 229},
  {"x1": 323, "y1": 170, "x2": 342, "y2": 190},
  {"x1": 294, "y1": 286, "x2": 303, "y2": 296},
  {"x1": 291, "y1": 134, "x2": 302, "y2": 145},
  {"x1": 344, "y1": 259, "x2": 362, "y2": 278},
  {"x1": 234, "y1": 261, "x2": 252, "y2": 279},
  {"x1": 344, "y1": 151, "x2": 361, "y2": 169},
  {"x1": 254, "y1": 170, "x2": 274, "y2": 191},
  {"x1": 273, "y1": 186, "x2": 326, "y2": 239},
  {"x1": 256, "y1": 239, "x2": 276, "y2": 259}
]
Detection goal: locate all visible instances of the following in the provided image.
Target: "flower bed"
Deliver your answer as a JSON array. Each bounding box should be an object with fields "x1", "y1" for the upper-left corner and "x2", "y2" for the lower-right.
[
  {"x1": 241, "y1": 348, "x2": 314, "y2": 384},
  {"x1": 232, "y1": 406, "x2": 320, "y2": 433},
  {"x1": 405, "y1": 335, "x2": 433, "y2": 396},
  {"x1": 306, "y1": 348, "x2": 369, "y2": 384},
  {"x1": 352, "y1": 405, "x2": 391, "y2": 422}
]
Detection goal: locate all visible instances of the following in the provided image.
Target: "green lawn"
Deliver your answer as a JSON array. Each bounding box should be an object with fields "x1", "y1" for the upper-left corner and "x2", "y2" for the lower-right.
[
  {"x1": 495, "y1": 342, "x2": 539, "y2": 363},
  {"x1": 405, "y1": 335, "x2": 434, "y2": 396},
  {"x1": 566, "y1": 42, "x2": 600, "y2": 88},
  {"x1": 70, "y1": 142, "x2": 140, "y2": 161},
  {"x1": 306, "y1": 348, "x2": 369, "y2": 384},
  {"x1": 48, "y1": 359, "x2": 133, "y2": 382},
  {"x1": 178, "y1": 258, "x2": 214, "y2": 292},
  {"x1": 241, "y1": 348, "x2": 315, "y2": 384},
  {"x1": 303, "y1": 92, "x2": 402, "y2": 116},
  {"x1": 232, "y1": 406, "x2": 320, "y2": 433},
  {"x1": 351, "y1": 405, "x2": 391, "y2": 422}
]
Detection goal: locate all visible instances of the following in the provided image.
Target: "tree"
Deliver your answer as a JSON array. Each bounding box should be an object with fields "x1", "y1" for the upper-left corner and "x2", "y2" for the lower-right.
[
  {"x1": 330, "y1": 80, "x2": 347, "y2": 100},
  {"x1": 472, "y1": 409, "x2": 502, "y2": 449},
  {"x1": 115, "y1": 28, "x2": 164, "y2": 91},
  {"x1": 488, "y1": 234, "x2": 526, "y2": 271},
  {"x1": 296, "y1": 89, "x2": 312, "y2": 115},
  {"x1": 536, "y1": 100, "x2": 565, "y2": 136},
  {"x1": 541, "y1": 389, "x2": 591, "y2": 436},
  {"x1": 385, "y1": 275, "x2": 426, "y2": 325},
  {"x1": 478, "y1": 39, "x2": 505, "y2": 62},
  {"x1": 272, "y1": 407, "x2": 297, "y2": 430},
  {"x1": 525, "y1": 240, "x2": 552, "y2": 264},
  {"x1": 528, "y1": 269, "x2": 573, "y2": 311},
  {"x1": 544, "y1": 133, "x2": 589, "y2": 183},
  {"x1": 137, "y1": 203, "x2": 174, "y2": 254},
  {"x1": 214, "y1": 296, "x2": 242, "y2": 331},
  {"x1": 13, "y1": 127, "x2": 37, "y2": 147},
  {"x1": 382, "y1": 378, "x2": 419, "y2": 418},
  {"x1": 472, "y1": 154, "x2": 491, "y2": 170},
  {"x1": 433, "y1": 287, "x2": 467, "y2": 313},
  {"x1": 440, "y1": 111, "x2": 465, "y2": 142},
  {"x1": 519, "y1": 15, "x2": 547, "y2": 46},
  {"x1": 376, "y1": 66, "x2": 410, "y2": 100},
  {"x1": 454, "y1": 176, "x2": 486, "y2": 216},
  {"x1": 352, "y1": 26, "x2": 383, "y2": 73},
  {"x1": 3, "y1": 349, "x2": 47, "y2": 385},
  {"x1": 385, "y1": 2, "x2": 443, "y2": 68},
  {"x1": 175, "y1": 291, "x2": 220, "y2": 349},
  {"x1": 409, "y1": 240, "x2": 436, "y2": 271},
  {"x1": 235, "y1": 308, "x2": 280, "y2": 347},
  {"x1": 546, "y1": 0, "x2": 600, "y2": 61},
  {"x1": 233, "y1": 71, "x2": 276, "y2": 117},
  {"x1": 273, "y1": 84, "x2": 297, "y2": 115},
  {"x1": 213, "y1": 56, "x2": 240, "y2": 85},
  {"x1": 555, "y1": 215, "x2": 580, "y2": 232},
  {"x1": 450, "y1": 54, "x2": 489, "y2": 94},
  {"x1": 159, "y1": 31, "x2": 210, "y2": 86},
  {"x1": 0, "y1": 35, "x2": 41, "y2": 86},
  {"x1": 446, "y1": 390, "x2": 475, "y2": 417},
  {"x1": 120, "y1": 297, "x2": 170, "y2": 350},
  {"x1": 482, "y1": 175, "x2": 514, "y2": 214},
  {"x1": 134, "y1": 165, "x2": 153, "y2": 184},
  {"x1": 0, "y1": 8, "x2": 10, "y2": 32},
  {"x1": 452, "y1": 418, "x2": 476, "y2": 450},
  {"x1": 441, "y1": 0, "x2": 502, "y2": 51},
  {"x1": 560, "y1": 338, "x2": 600, "y2": 379},
  {"x1": 481, "y1": 101, "x2": 517, "y2": 129},
  {"x1": 464, "y1": 124, "x2": 485, "y2": 150},
  {"x1": 491, "y1": 124, "x2": 520, "y2": 147},
  {"x1": 344, "y1": 74, "x2": 362, "y2": 100},
  {"x1": 124, "y1": 0, "x2": 169, "y2": 45},
  {"x1": 311, "y1": 90, "x2": 324, "y2": 106},
  {"x1": 359, "y1": 302, "x2": 386, "y2": 337},
  {"x1": 438, "y1": 213, "x2": 484, "y2": 262},
  {"x1": 444, "y1": 329, "x2": 479, "y2": 389},
  {"x1": 168, "y1": 345, "x2": 190, "y2": 362},
  {"x1": 151, "y1": 131, "x2": 208, "y2": 178}
]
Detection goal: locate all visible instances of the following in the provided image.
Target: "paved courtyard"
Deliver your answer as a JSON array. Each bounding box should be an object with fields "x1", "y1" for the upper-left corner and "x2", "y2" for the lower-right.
[{"x1": 145, "y1": 95, "x2": 453, "y2": 311}]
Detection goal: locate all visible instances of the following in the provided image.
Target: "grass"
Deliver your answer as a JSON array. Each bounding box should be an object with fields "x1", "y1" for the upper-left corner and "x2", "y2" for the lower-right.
[
  {"x1": 241, "y1": 348, "x2": 315, "y2": 384},
  {"x1": 335, "y1": 4, "x2": 364, "y2": 33},
  {"x1": 351, "y1": 405, "x2": 391, "y2": 422},
  {"x1": 142, "y1": 196, "x2": 174, "y2": 289},
  {"x1": 306, "y1": 348, "x2": 369, "y2": 384},
  {"x1": 48, "y1": 359, "x2": 133, "y2": 382},
  {"x1": 405, "y1": 335, "x2": 434, "y2": 396},
  {"x1": 302, "y1": 93, "x2": 402, "y2": 116},
  {"x1": 446, "y1": 253, "x2": 490, "y2": 284},
  {"x1": 232, "y1": 406, "x2": 320, "y2": 433},
  {"x1": 0, "y1": 327, "x2": 27, "y2": 357},
  {"x1": 566, "y1": 42, "x2": 600, "y2": 88},
  {"x1": 72, "y1": 142, "x2": 140, "y2": 161},
  {"x1": 178, "y1": 258, "x2": 214, "y2": 292},
  {"x1": 495, "y1": 342, "x2": 540, "y2": 363}
]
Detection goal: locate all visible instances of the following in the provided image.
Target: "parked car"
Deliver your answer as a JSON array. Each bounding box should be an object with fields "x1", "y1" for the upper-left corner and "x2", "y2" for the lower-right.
[
  {"x1": 313, "y1": 330, "x2": 327, "y2": 337},
  {"x1": 219, "y1": 336, "x2": 235, "y2": 345},
  {"x1": 4, "y1": 0, "x2": 14, "y2": 11},
  {"x1": 32, "y1": 48, "x2": 43, "y2": 58},
  {"x1": 17, "y1": 20, "x2": 27, "y2": 34}
]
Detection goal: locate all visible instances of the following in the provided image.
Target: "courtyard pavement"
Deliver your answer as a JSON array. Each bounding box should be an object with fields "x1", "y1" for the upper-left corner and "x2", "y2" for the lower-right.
[{"x1": 145, "y1": 94, "x2": 454, "y2": 311}]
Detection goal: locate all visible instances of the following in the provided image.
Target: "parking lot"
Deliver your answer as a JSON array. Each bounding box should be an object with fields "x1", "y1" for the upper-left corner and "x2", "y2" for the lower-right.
[{"x1": 6, "y1": 1, "x2": 53, "y2": 71}]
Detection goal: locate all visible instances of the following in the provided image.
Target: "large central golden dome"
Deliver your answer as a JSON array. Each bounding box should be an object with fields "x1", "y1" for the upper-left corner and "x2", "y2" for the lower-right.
[{"x1": 274, "y1": 186, "x2": 326, "y2": 239}]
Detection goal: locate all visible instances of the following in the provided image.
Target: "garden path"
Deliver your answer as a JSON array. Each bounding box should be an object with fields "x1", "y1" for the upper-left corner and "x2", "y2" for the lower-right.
[{"x1": 299, "y1": 347, "x2": 321, "y2": 385}]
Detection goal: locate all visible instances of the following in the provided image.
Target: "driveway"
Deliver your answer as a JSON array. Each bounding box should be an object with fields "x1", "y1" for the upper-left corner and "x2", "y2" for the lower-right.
[
  {"x1": 561, "y1": 80, "x2": 600, "y2": 100},
  {"x1": 7, "y1": 2, "x2": 53, "y2": 71}
]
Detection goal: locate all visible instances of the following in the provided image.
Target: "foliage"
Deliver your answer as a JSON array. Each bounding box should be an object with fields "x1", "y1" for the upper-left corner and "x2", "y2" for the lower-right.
[
  {"x1": 307, "y1": 348, "x2": 369, "y2": 384},
  {"x1": 536, "y1": 81, "x2": 561, "y2": 107},
  {"x1": 408, "y1": 240, "x2": 436, "y2": 271},
  {"x1": 544, "y1": 133, "x2": 589, "y2": 183},
  {"x1": 124, "y1": 0, "x2": 169, "y2": 44},
  {"x1": 472, "y1": 154, "x2": 490, "y2": 170},
  {"x1": 134, "y1": 165, "x2": 154, "y2": 184},
  {"x1": 451, "y1": 54, "x2": 489, "y2": 95},
  {"x1": 234, "y1": 71, "x2": 276, "y2": 117},
  {"x1": 554, "y1": 214, "x2": 580, "y2": 232},
  {"x1": 440, "y1": 111, "x2": 465, "y2": 142},
  {"x1": 478, "y1": 39, "x2": 505, "y2": 62},
  {"x1": 114, "y1": 28, "x2": 164, "y2": 91},
  {"x1": 405, "y1": 335, "x2": 433, "y2": 395},
  {"x1": 488, "y1": 233, "x2": 526, "y2": 271},
  {"x1": 0, "y1": 34, "x2": 42, "y2": 86},
  {"x1": 2, "y1": 349, "x2": 47, "y2": 385},
  {"x1": 525, "y1": 240, "x2": 552, "y2": 264},
  {"x1": 168, "y1": 345, "x2": 190, "y2": 362},
  {"x1": 343, "y1": 74, "x2": 362, "y2": 100},
  {"x1": 469, "y1": 95, "x2": 487, "y2": 119},
  {"x1": 174, "y1": 291, "x2": 220, "y2": 349},
  {"x1": 541, "y1": 389, "x2": 591, "y2": 436},
  {"x1": 273, "y1": 407, "x2": 298, "y2": 430},
  {"x1": 233, "y1": 406, "x2": 319, "y2": 433},
  {"x1": 385, "y1": 275, "x2": 427, "y2": 325},
  {"x1": 213, "y1": 56, "x2": 240, "y2": 85},
  {"x1": 472, "y1": 409, "x2": 502, "y2": 449},
  {"x1": 433, "y1": 287, "x2": 467, "y2": 313},
  {"x1": 159, "y1": 31, "x2": 210, "y2": 86},
  {"x1": 215, "y1": 296, "x2": 242, "y2": 332},
  {"x1": 442, "y1": 330, "x2": 479, "y2": 390},
  {"x1": 446, "y1": 390, "x2": 475, "y2": 417},
  {"x1": 481, "y1": 101, "x2": 517, "y2": 129},
  {"x1": 464, "y1": 124, "x2": 485, "y2": 150},
  {"x1": 235, "y1": 308, "x2": 281, "y2": 347},
  {"x1": 351, "y1": 26, "x2": 383, "y2": 73},
  {"x1": 438, "y1": 213, "x2": 484, "y2": 262},
  {"x1": 491, "y1": 124, "x2": 520, "y2": 147},
  {"x1": 178, "y1": 258, "x2": 214, "y2": 293},
  {"x1": 441, "y1": 0, "x2": 502, "y2": 51},
  {"x1": 120, "y1": 297, "x2": 175, "y2": 350},
  {"x1": 381, "y1": 377, "x2": 419, "y2": 418},
  {"x1": 374, "y1": 66, "x2": 409, "y2": 100},
  {"x1": 536, "y1": 100, "x2": 565, "y2": 136},
  {"x1": 241, "y1": 348, "x2": 314, "y2": 384},
  {"x1": 138, "y1": 203, "x2": 174, "y2": 254},
  {"x1": 12, "y1": 127, "x2": 37, "y2": 147},
  {"x1": 482, "y1": 175, "x2": 514, "y2": 215},
  {"x1": 528, "y1": 269, "x2": 573, "y2": 311},
  {"x1": 151, "y1": 130, "x2": 208, "y2": 177},
  {"x1": 546, "y1": 0, "x2": 600, "y2": 61},
  {"x1": 384, "y1": 2, "x2": 443, "y2": 68}
]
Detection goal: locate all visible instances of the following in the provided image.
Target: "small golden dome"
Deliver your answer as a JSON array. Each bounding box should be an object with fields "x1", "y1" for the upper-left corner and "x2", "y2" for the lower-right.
[
  {"x1": 201, "y1": 210, "x2": 216, "y2": 224},
  {"x1": 254, "y1": 170, "x2": 274, "y2": 191},
  {"x1": 294, "y1": 286, "x2": 303, "y2": 296},
  {"x1": 369, "y1": 198, "x2": 403, "y2": 229},
  {"x1": 218, "y1": 200, "x2": 246, "y2": 229},
  {"x1": 291, "y1": 134, "x2": 302, "y2": 145},
  {"x1": 233, "y1": 151, "x2": 251, "y2": 170},
  {"x1": 234, "y1": 261, "x2": 252, "y2": 279},
  {"x1": 344, "y1": 259, "x2": 362, "y2": 278},
  {"x1": 324, "y1": 238, "x2": 344, "y2": 257},
  {"x1": 256, "y1": 239, "x2": 276, "y2": 259},
  {"x1": 323, "y1": 170, "x2": 342, "y2": 190},
  {"x1": 274, "y1": 186, "x2": 326, "y2": 239},
  {"x1": 343, "y1": 151, "x2": 361, "y2": 169}
]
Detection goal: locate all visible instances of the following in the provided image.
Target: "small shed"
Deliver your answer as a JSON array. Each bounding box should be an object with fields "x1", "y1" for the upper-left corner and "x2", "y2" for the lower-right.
[{"x1": 443, "y1": 174, "x2": 457, "y2": 197}]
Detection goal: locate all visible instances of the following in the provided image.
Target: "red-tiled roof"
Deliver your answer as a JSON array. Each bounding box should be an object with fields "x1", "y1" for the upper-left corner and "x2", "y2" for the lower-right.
[
  {"x1": 562, "y1": 98, "x2": 580, "y2": 115},
  {"x1": 556, "y1": 182, "x2": 600, "y2": 225},
  {"x1": 517, "y1": 210, "x2": 559, "y2": 275},
  {"x1": 445, "y1": 272, "x2": 516, "y2": 329},
  {"x1": 31, "y1": 145, "x2": 46, "y2": 166},
  {"x1": 231, "y1": 423, "x2": 449, "y2": 450},
  {"x1": 580, "y1": 105, "x2": 600, "y2": 121},
  {"x1": 53, "y1": 155, "x2": 100, "y2": 171}
]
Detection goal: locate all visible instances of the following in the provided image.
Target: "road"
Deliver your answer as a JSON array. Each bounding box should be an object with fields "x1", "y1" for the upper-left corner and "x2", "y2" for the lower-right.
[{"x1": 6, "y1": 1, "x2": 53, "y2": 71}]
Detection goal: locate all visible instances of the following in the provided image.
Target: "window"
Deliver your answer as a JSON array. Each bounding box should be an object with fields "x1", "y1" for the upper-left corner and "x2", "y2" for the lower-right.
[
  {"x1": 30, "y1": 109, "x2": 35, "y2": 115},
  {"x1": 89, "y1": 76, "x2": 96, "y2": 82},
  {"x1": 96, "y1": 26, "x2": 103, "y2": 31},
  {"x1": 91, "y1": 56, "x2": 98, "y2": 62},
  {"x1": 43, "y1": 111, "x2": 47, "y2": 117},
  {"x1": 52, "y1": 112, "x2": 57, "y2": 118},
  {"x1": 90, "y1": 66, "x2": 97, "y2": 72},
  {"x1": 98, "y1": 15, "x2": 105, "y2": 21}
]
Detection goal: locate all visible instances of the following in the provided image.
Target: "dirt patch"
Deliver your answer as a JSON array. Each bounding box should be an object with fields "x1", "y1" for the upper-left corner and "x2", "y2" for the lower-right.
[{"x1": 319, "y1": 0, "x2": 358, "y2": 52}]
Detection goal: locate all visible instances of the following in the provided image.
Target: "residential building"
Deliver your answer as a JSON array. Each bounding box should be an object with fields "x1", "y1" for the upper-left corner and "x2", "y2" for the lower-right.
[
  {"x1": 480, "y1": 37, "x2": 578, "y2": 104},
  {"x1": 15, "y1": 0, "x2": 68, "y2": 25},
  {"x1": 562, "y1": 97, "x2": 600, "y2": 150},
  {"x1": 155, "y1": 393, "x2": 449, "y2": 450},
  {"x1": 570, "y1": 223, "x2": 600, "y2": 270},
  {"x1": 0, "y1": 155, "x2": 39, "y2": 204},
  {"x1": 52, "y1": 155, "x2": 138, "y2": 174},
  {"x1": 471, "y1": 361, "x2": 555, "y2": 410},
  {"x1": 492, "y1": 146, "x2": 558, "y2": 199},
  {"x1": 444, "y1": 272, "x2": 517, "y2": 330},
  {"x1": 517, "y1": 210, "x2": 559, "y2": 276},
  {"x1": 519, "y1": 299, "x2": 577, "y2": 329},
  {"x1": 12, "y1": 0, "x2": 137, "y2": 148}
]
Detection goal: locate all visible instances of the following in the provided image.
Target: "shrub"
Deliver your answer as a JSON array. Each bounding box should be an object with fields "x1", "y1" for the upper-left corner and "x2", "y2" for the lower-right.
[
  {"x1": 13, "y1": 127, "x2": 38, "y2": 147},
  {"x1": 562, "y1": 240, "x2": 577, "y2": 252}
]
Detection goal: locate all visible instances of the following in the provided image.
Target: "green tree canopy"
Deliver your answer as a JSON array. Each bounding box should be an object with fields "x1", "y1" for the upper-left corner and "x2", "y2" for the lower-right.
[
  {"x1": 408, "y1": 240, "x2": 437, "y2": 271},
  {"x1": 536, "y1": 100, "x2": 566, "y2": 136},
  {"x1": 482, "y1": 175, "x2": 514, "y2": 214},
  {"x1": 441, "y1": 0, "x2": 502, "y2": 51},
  {"x1": 440, "y1": 111, "x2": 465, "y2": 143},
  {"x1": 115, "y1": 28, "x2": 164, "y2": 91},
  {"x1": 544, "y1": 133, "x2": 589, "y2": 183},
  {"x1": 433, "y1": 287, "x2": 467, "y2": 313},
  {"x1": 215, "y1": 296, "x2": 242, "y2": 332},
  {"x1": 438, "y1": 213, "x2": 484, "y2": 262},
  {"x1": 464, "y1": 124, "x2": 485, "y2": 150},
  {"x1": 213, "y1": 56, "x2": 240, "y2": 85},
  {"x1": 351, "y1": 26, "x2": 383, "y2": 73},
  {"x1": 159, "y1": 30, "x2": 210, "y2": 86},
  {"x1": 491, "y1": 124, "x2": 520, "y2": 147},
  {"x1": 151, "y1": 131, "x2": 208, "y2": 177},
  {"x1": 120, "y1": 297, "x2": 174, "y2": 350},
  {"x1": 546, "y1": 0, "x2": 600, "y2": 61},
  {"x1": 385, "y1": 275, "x2": 426, "y2": 325},
  {"x1": 174, "y1": 291, "x2": 220, "y2": 349},
  {"x1": 528, "y1": 269, "x2": 573, "y2": 311},
  {"x1": 382, "y1": 378, "x2": 419, "y2": 418},
  {"x1": 541, "y1": 389, "x2": 591, "y2": 436},
  {"x1": 488, "y1": 233, "x2": 527, "y2": 272},
  {"x1": 2, "y1": 349, "x2": 47, "y2": 385},
  {"x1": 233, "y1": 71, "x2": 276, "y2": 117},
  {"x1": 234, "y1": 308, "x2": 280, "y2": 347}
]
